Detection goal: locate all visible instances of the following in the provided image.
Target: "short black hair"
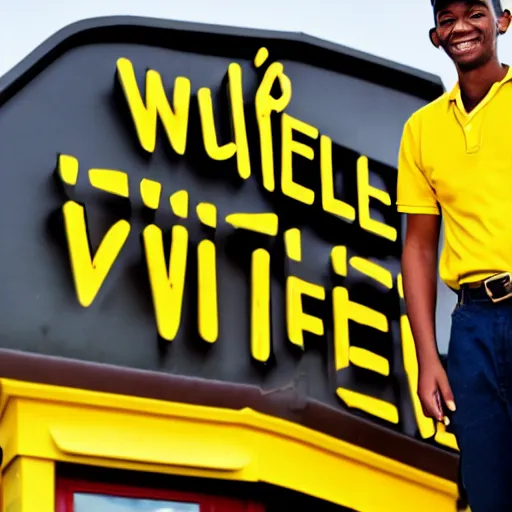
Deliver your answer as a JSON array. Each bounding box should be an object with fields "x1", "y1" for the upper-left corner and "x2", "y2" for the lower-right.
[{"x1": 432, "y1": 0, "x2": 503, "y2": 17}]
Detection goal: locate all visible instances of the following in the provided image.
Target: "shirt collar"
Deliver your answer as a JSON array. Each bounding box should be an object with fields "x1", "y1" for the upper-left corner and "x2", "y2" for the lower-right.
[{"x1": 448, "y1": 65, "x2": 512, "y2": 102}]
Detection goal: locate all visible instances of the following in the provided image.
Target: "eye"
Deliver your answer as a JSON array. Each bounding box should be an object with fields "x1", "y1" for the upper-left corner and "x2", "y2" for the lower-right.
[
  {"x1": 470, "y1": 12, "x2": 485, "y2": 19},
  {"x1": 439, "y1": 17, "x2": 455, "y2": 26}
]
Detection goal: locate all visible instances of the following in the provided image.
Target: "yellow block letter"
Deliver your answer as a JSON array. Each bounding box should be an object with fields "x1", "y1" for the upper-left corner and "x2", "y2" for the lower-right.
[
  {"x1": 197, "y1": 87, "x2": 237, "y2": 161},
  {"x1": 197, "y1": 239, "x2": 218, "y2": 343},
  {"x1": 251, "y1": 248, "x2": 272, "y2": 362},
  {"x1": 255, "y1": 61, "x2": 292, "y2": 192},
  {"x1": 63, "y1": 201, "x2": 130, "y2": 308},
  {"x1": 116, "y1": 57, "x2": 191, "y2": 155},
  {"x1": 286, "y1": 276, "x2": 325, "y2": 348},
  {"x1": 228, "y1": 63, "x2": 251, "y2": 180},
  {"x1": 332, "y1": 285, "x2": 398, "y2": 424},
  {"x1": 320, "y1": 135, "x2": 356, "y2": 221},
  {"x1": 281, "y1": 113, "x2": 318, "y2": 205},
  {"x1": 356, "y1": 155, "x2": 397, "y2": 241},
  {"x1": 143, "y1": 224, "x2": 188, "y2": 341}
]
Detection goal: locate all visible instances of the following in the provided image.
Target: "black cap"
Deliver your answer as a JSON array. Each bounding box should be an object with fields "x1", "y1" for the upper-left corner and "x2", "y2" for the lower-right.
[{"x1": 432, "y1": 0, "x2": 502, "y2": 15}]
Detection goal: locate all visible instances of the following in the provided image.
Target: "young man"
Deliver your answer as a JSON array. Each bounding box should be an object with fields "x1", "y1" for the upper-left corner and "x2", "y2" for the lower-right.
[{"x1": 397, "y1": 0, "x2": 512, "y2": 510}]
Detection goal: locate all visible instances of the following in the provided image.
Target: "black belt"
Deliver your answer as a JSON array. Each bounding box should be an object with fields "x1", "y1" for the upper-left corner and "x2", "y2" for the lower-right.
[
  {"x1": 458, "y1": 284, "x2": 491, "y2": 304},
  {"x1": 457, "y1": 272, "x2": 512, "y2": 305}
]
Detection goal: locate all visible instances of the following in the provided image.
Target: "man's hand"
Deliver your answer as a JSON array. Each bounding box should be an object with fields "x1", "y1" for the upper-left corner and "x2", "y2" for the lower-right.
[{"x1": 418, "y1": 358, "x2": 456, "y2": 424}]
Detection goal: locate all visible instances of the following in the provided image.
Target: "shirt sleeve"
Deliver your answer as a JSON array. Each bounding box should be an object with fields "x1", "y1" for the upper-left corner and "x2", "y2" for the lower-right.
[{"x1": 396, "y1": 117, "x2": 439, "y2": 215}]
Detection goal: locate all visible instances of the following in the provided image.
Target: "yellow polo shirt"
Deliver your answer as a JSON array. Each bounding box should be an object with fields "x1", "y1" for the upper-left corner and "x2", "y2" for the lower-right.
[{"x1": 397, "y1": 66, "x2": 512, "y2": 290}]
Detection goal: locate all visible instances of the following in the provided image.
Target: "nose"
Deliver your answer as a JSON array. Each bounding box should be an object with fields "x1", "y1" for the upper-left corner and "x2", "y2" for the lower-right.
[{"x1": 452, "y1": 17, "x2": 473, "y2": 34}]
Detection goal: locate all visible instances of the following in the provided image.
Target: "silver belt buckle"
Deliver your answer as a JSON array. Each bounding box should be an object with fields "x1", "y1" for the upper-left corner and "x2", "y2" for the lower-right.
[{"x1": 483, "y1": 272, "x2": 512, "y2": 303}]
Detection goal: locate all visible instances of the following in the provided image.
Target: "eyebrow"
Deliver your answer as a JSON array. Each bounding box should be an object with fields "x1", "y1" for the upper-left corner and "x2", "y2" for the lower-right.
[{"x1": 437, "y1": 0, "x2": 489, "y2": 16}]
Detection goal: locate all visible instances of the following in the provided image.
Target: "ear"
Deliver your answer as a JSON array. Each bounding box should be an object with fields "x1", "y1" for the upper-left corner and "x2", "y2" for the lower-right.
[
  {"x1": 429, "y1": 27, "x2": 441, "y2": 48},
  {"x1": 498, "y1": 9, "x2": 511, "y2": 35}
]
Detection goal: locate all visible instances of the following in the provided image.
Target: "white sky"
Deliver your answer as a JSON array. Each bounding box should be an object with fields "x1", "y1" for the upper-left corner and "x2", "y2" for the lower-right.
[{"x1": 2, "y1": 0, "x2": 512, "y2": 87}]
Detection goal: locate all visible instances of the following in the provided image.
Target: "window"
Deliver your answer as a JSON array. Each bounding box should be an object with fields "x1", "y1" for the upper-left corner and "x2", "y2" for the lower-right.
[
  {"x1": 74, "y1": 493, "x2": 200, "y2": 512},
  {"x1": 56, "y1": 478, "x2": 263, "y2": 512}
]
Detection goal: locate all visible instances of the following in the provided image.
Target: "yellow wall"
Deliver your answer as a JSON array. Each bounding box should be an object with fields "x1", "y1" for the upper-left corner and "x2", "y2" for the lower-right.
[{"x1": 0, "y1": 378, "x2": 458, "y2": 511}]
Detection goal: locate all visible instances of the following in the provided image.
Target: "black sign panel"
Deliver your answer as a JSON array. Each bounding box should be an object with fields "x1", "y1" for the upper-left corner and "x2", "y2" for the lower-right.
[{"x1": 0, "y1": 16, "x2": 455, "y2": 460}]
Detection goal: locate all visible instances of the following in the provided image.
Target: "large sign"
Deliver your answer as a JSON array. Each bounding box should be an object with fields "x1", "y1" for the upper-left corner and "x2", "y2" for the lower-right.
[{"x1": 0, "y1": 16, "x2": 457, "y2": 480}]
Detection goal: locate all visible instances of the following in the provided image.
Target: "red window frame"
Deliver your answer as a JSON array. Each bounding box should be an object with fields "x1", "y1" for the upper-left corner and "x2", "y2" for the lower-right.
[{"x1": 56, "y1": 478, "x2": 264, "y2": 512}]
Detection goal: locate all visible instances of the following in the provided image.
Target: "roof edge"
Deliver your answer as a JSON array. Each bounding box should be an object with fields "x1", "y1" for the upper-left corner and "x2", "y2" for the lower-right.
[{"x1": 0, "y1": 15, "x2": 444, "y2": 105}]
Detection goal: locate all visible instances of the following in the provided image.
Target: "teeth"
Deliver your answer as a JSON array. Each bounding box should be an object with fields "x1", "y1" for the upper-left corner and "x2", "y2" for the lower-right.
[{"x1": 455, "y1": 41, "x2": 477, "y2": 51}]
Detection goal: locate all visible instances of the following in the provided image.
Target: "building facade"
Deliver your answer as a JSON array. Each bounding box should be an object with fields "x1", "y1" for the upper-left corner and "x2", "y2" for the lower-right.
[{"x1": 0, "y1": 16, "x2": 459, "y2": 511}]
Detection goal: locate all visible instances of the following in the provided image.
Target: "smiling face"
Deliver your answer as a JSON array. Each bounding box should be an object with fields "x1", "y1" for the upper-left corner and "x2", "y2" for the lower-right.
[{"x1": 431, "y1": 0, "x2": 510, "y2": 70}]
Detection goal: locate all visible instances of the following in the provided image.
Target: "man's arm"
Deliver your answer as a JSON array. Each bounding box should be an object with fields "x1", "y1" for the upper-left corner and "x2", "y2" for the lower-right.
[
  {"x1": 402, "y1": 214, "x2": 440, "y2": 365},
  {"x1": 402, "y1": 213, "x2": 455, "y2": 421},
  {"x1": 397, "y1": 117, "x2": 455, "y2": 421}
]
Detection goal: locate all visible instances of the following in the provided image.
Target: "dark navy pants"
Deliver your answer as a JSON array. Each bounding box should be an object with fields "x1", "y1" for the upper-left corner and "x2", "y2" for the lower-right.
[{"x1": 448, "y1": 298, "x2": 512, "y2": 511}]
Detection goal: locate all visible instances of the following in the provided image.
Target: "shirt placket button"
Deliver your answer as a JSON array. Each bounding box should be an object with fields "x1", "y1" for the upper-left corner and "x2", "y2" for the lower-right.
[{"x1": 465, "y1": 123, "x2": 479, "y2": 153}]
